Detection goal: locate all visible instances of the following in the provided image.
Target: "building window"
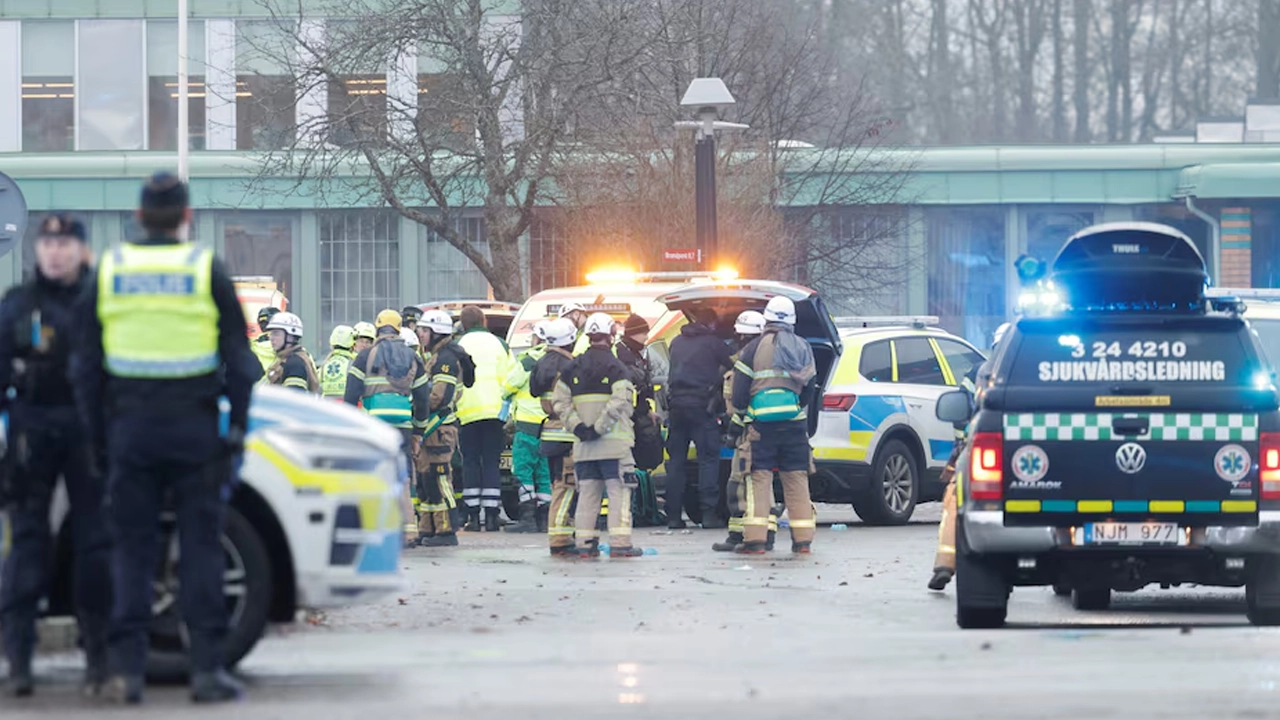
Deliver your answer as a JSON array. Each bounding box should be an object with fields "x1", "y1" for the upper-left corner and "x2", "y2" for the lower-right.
[
  {"x1": 529, "y1": 212, "x2": 571, "y2": 294},
  {"x1": 418, "y1": 51, "x2": 473, "y2": 150},
  {"x1": 927, "y1": 207, "x2": 1006, "y2": 349},
  {"x1": 423, "y1": 216, "x2": 490, "y2": 300},
  {"x1": 222, "y1": 214, "x2": 294, "y2": 306},
  {"x1": 236, "y1": 21, "x2": 296, "y2": 150},
  {"x1": 328, "y1": 73, "x2": 387, "y2": 146},
  {"x1": 320, "y1": 211, "x2": 400, "y2": 331},
  {"x1": 77, "y1": 20, "x2": 146, "y2": 150},
  {"x1": 21, "y1": 21, "x2": 75, "y2": 152},
  {"x1": 147, "y1": 20, "x2": 207, "y2": 150}
]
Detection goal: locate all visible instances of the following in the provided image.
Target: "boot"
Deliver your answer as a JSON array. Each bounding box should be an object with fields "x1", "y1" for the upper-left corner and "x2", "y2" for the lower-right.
[
  {"x1": 735, "y1": 541, "x2": 767, "y2": 555},
  {"x1": 550, "y1": 544, "x2": 577, "y2": 558},
  {"x1": 701, "y1": 512, "x2": 727, "y2": 530},
  {"x1": 484, "y1": 507, "x2": 501, "y2": 532},
  {"x1": 535, "y1": 505, "x2": 549, "y2": 533},
  {"x1": 463, "y1": 508, "x2": 482, "y2": 532},
  {"x1": 107, "y1": 674, "x2": 145, "y2": 705},
  {"x1": 504, "y1": 501, "x2": 539, "y2": 533},
  {"x1": 7, "y1": 659, "x2": 33, "y2": 698},
  {"x1": 712, "y1": 531, "x2": 744, "y2": 552},
  {"x1": 420, "y1": 533, "x2": 459, "y2": 547},
  {"x1": 572, "y1": 540, "x2": 601, "y2": 559},
  {"x1": 609, "y1": 545, "x2": 644, "y2": 558},
  {"x1": 792, "y1": 541, "x2": 812, "y2": 554},
  {"x1": 190, "y1": 669, "x2": 244, "y2": 704},
  {"x1": 928, "y1": 567, "x2": 954, "y2": 591}
]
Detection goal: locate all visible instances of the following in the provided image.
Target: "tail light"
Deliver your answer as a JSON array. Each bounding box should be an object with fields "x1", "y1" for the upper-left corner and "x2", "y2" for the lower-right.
[
  {"x1": 1261, "y1": 432, "x2": 1280, "y2": 500},
  {"x1": 969, "y1": 432, "x2": 1003, "y2": 501},
  {"x1": 822, "y1": 394, "x2": 857, "y2": 411}
]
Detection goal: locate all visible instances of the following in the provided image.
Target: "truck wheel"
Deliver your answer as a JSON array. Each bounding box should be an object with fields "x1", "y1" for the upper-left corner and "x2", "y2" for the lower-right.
[
  {"x1": 954, "y1": 522, "x2": 1009, "y2": 629},
  {"x1": 1071, "y1": 587, "x2": 1111, "y2": 611},
  {"x1": 501, "y1": 478, "x2": 520, "y2": 522},
  {"x1": 1246, "y1": 556, "x2": 1280, "y2": 626},
  {"x1": 146, "y1": 507, "x2": 273, "y2": 681},
  {"x1": 852, "y1": 439, "x2": 918, "y2": 526}
]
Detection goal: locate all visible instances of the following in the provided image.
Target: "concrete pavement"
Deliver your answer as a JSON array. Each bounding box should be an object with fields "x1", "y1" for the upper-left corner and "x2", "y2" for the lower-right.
[{"x1": 5, "y1": 504, "x2": 1280, "y2": 719}]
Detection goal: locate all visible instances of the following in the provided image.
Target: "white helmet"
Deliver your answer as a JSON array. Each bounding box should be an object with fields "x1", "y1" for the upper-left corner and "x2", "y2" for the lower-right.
[
  {"x1": 532, "y1": 319, "x2": 552, "y2": 343},
  {"x1": 417, "y1": 309, "x2": 454, "y2": 335},
  {"x1": 763, "y1": 296, "x2": 796, "y2": 325},
  {"x1": 734, "y1": 310, "x2": 766, "y2": 336},
  {"x1": 544, "y1": 318, "x2": 577, "y2": 347},
  {"x1": 583, "y1": 312, "x2": 615, "y2": 336},
  {"x1": 558, "y1": 302, "x2": 587, "y2": 319},
  {"x1": 266, "y1": 311, "x2": 304, "y2": 338},
  {"x1": 992, "y1": 322, "x2": 1012, "y2": 349},
  {"x1": 400, "y1": 327, "x2": 420, "y2": 347}
]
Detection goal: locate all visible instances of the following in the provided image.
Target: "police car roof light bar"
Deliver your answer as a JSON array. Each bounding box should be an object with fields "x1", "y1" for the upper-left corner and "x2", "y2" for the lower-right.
[
  {"x1": 833, "y1": 315, "x2": 940, "y2": 329},
  {"x1": 1205, "y1": 288, "x2": 1280, "y2": 301}
]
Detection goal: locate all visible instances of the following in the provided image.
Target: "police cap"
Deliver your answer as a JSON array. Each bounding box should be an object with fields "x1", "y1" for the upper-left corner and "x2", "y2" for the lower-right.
[
  {"x1": 140, "y1": 171, "x2": 190, "y2": 210},
  {"x1": 37, "y1": 213, "x2": 87, "y2": 242}
]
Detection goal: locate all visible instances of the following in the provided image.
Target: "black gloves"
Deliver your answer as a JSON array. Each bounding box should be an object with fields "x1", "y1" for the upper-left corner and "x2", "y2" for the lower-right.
[
  {"x1": 223, "y1": 425, "x2": 246, "y2": 457},
  {"x1": 573, "y1": 424, "x2": 600, "y2": 442}
]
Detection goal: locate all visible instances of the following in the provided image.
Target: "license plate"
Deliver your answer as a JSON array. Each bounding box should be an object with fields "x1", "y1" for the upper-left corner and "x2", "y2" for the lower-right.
[
  {"x1": 1073, "y1": 522, "x2": 1186, "y2": 546},
  {"x1": 499, "y1": 455, "x2": 513, "y2": 471}
]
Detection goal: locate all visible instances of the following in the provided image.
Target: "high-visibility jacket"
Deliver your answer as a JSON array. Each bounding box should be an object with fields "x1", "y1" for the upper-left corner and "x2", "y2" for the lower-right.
[
  {"x1": 456, "y1": 328, "x2": 512, "y2": 425},
  {"x1": 251, "y1": 334, "x2": 275, "y2": 370},
  {"x1": 503, "y1": 344, "x2": 548, "y2": 430},
  {"x1": 320, "y1": 347, "x2": 356, "y2": 399},
  {"x1": 97, "y1": 243, "x2": 219, "y2": 378}
]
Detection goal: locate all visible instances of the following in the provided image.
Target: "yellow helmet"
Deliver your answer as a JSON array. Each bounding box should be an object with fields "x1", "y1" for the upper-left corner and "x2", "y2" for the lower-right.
[{"x1": 375, "y1": 308, "x2": 402, "y2": 330}]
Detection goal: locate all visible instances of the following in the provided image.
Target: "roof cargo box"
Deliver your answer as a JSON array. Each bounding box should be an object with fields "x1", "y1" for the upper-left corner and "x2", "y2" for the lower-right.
[{"x1": 1050, "y1": 222, "x2": 1208, "y2": 314}]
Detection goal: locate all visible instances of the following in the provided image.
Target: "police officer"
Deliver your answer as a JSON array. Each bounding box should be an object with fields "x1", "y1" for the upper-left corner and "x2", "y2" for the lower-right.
[
  {"x1": 530, "y1": 318, "x2": 580, "y2": 556},
  {"x1": 414, "y1": 310, "x2": 473, "y2": 546},
  {"x1": 502, "y1": 320, "x2": 552, "y2": 533},
  {"x1": 666, "y1": 308, "x2": 735, "y2": 529},
  {"x1": 730, "y1": 297, "x2": 817, "y2": 555},
  {"x1": 263, "y1": 311, "x2": 319, "y2": 393},
  {"x1": 552, "y1": 313, "x2": 643, "y2": 559},
  {"x1": 320, "y1": 325, "x2": 357, "y2": 400},
  {"x1": 353, "y1": 321, "x2": 376, "y2": 354},
  {"x1": 929, "y1": 322, "x2": 1008, "y2": 591},
  {"x1": 0, "y1": 215, "x2": 110, "y2": 698},
  {"x1": 73, "y1": 172, "x2": 261, "y2": 704},
  {"x1": 252, "y1": 306, "x2": 279, "y2": 370},
  {"x1": 714, "y1": 311, "x2": 778, "y2": 552},
  {"x1": 343, "y1": 309, "x2": 432, "y2": 547}
]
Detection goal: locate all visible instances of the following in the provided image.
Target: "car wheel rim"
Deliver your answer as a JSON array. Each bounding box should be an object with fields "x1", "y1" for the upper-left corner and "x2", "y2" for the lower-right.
[
  {"x1": 150, "y1": 524, "x2": 250, "y2": 652},
  {"x1": 881, "y1": 454, "x2": 913, "y2": 514}
]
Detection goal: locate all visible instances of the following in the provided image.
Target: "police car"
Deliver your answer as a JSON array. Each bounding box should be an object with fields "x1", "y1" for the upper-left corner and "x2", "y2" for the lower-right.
[
  {"x1": 0, "y1": 386, "x2": 407, "y2": 678},
  {"x1": 653, "y1": 281, "x2": 984, "y2": 525},
  {"x1": 938, "y1": 222, "x2": 1280, "y2": 628},
  {"x1": 1204, "y1": 287, "x2": 1280, "y2": 370}
]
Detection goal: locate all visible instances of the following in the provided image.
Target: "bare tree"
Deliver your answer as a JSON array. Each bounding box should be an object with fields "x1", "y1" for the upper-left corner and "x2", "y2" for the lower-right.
[
  {"x1": 1013, "y1": 0, "x2": 1047, "y2": 141},
  {"x1": 1051, "y1": 0, "x2": 1069, "y2": 140},
  {"x1": 1258, "y1": 0, "x2": 1280, "y2": 99},
  {"x1": 1073, "y1": 0, "x2": 1093, "y2": 141},
  {"x1": 969, "y1": 0, "x2": 1011, "y2": 141}
]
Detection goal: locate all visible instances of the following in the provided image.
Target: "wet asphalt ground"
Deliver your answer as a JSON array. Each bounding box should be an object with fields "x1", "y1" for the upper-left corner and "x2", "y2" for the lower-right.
[{"x1": 5, "y1": 503, "x2": 1280, "y2": 719}]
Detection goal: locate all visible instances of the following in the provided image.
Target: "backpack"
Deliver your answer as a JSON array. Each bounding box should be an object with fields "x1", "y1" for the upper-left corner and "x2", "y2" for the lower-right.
[
  {"x1": 367, "y1": 340, "x2": 418, "y2": 395},
  {"x1": 630, "y1": 470, "x2": 666, "y2": 528}
]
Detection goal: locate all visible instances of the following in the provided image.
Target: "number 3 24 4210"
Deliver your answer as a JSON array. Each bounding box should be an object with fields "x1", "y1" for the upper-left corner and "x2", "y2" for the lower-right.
[{"x1": 1071, "y1": 341, "x2": 1188, "y2": 359}]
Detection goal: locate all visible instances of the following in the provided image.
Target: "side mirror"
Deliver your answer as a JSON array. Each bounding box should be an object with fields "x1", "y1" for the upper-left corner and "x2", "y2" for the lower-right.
[{"x1": 935, "y1": 390, "x2": 974, "y2": 425}]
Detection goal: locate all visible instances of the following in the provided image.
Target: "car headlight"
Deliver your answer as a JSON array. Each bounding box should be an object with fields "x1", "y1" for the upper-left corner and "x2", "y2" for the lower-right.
[{"x1": 261, "y1": 428, "x2": 397, "y2": 479}]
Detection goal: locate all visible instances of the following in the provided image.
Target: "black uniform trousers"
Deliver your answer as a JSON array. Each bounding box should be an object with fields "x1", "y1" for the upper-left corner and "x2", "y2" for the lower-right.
[
  {"x1": 459, "y1": 418, "x2": 504, "y2": 510},
  {"x1": 664, "y1": 406, "x2": 722, "y2": 523},
  {"x1": 106, "y1": 410, "x2": 229, "y2": 676},
  {"x1": 0, "y1": 413, "x2": 110, "y2": 669}
]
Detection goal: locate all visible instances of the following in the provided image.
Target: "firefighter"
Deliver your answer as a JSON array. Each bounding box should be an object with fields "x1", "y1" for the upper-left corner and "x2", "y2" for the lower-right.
[
  {"x1": 551, "y1": 313, "x2": 643, "y2": 559},
  {"x1": 928, "y1": 322, "x2": 1008, "y2": 590},
  {"x1": 252, "y1": 307, "x2": 279, "y2": 370},
  {"x1": 401, "y1": 305, "x2": 423, "y2": 330},
  {"x1": 502, "y1": 320, "x2": 552, "y2": 533},
  {"x1": 730, "y1": 297, "x2": 818, "y2": 555},
  {"x1": 343, "y1": 309, "x2": 432, "y2": 548},
  {"x1": 414, "y1": 310, "x2": 474, "y2": 547},
  {"x1": 263, "y1": 311, "x2": 319, "y2": 393},
  {"x1": 353, "y1": 321, "x2": 376, "y2": 354},
  {"x1": 320, "y1": 325, "x2": 357, "y2": 400},
  {"x1": 714, "y1": 311, "x2": 778, "y2": 552},
  {"x1": 529, "y1": 318, "x2": 579, "y2": 556}
]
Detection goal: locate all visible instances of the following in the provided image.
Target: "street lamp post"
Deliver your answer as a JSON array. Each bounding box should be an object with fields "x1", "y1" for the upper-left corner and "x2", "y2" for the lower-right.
[
  {"x1": 178, "y1": 0, "x2": 189, "y2": 181},
  {"x1": 675, "y1": 78, "x2": 747, "y2": 270}
]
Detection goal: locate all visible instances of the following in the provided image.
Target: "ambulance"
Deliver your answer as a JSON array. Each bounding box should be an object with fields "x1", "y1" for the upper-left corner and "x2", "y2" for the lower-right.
[{"x1": 234, "y1": 275, "x2": 288, "y2": 338}]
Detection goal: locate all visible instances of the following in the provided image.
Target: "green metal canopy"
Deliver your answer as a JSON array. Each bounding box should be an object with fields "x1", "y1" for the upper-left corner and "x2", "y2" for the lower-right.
[{"x1": 1175, "y1": 163, "x2": 1280, "y2": 199}]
